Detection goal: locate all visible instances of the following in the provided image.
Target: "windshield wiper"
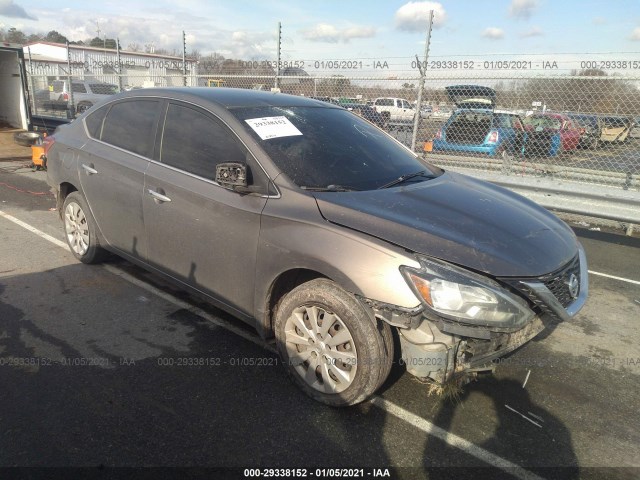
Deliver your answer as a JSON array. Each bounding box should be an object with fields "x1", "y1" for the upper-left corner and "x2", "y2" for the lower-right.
[
  {"x1": 377, "y1": 170, "x2": 434, "y2": 189},
  {"x1": 301, "y1": 184, "x2": 361, "y2": 192}
]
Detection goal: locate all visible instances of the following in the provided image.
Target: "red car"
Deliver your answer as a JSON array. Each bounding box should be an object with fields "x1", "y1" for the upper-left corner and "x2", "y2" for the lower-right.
[{"x1": 523, "y1": 112, "x2": 582, "y2": 156}]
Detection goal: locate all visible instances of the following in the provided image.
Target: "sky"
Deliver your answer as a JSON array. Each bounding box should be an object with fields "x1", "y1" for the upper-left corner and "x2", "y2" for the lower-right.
[{"x1": 2, "y1": 0, "x2": 640, "y2": 75}]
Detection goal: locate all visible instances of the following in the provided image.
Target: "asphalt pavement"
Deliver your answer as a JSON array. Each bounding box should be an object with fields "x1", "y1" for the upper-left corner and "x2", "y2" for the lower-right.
[{"x1": 1, "y1": 161, "x2": 639, "y2": 479}]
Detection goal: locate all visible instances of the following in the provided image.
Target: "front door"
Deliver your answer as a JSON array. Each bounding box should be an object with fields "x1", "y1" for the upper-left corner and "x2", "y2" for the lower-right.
[{"x1": 143, "y1": 101, "x2": 268, "y2": 316}]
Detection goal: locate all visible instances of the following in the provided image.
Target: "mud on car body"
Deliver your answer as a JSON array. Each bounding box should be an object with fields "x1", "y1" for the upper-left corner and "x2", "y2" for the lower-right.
[{"x1": 45, "y1": 88, "x2": 588, "y2": 406}]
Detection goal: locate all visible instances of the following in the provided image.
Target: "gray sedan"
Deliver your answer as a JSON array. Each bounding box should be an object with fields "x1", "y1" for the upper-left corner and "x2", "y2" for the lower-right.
[{"x1": 45, "y1": 88, "x2": 588, "y2": 406}]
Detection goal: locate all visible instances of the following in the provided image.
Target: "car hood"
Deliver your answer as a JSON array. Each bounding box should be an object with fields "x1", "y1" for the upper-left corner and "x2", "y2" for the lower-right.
[{"x1": 313, "y1": 172, "x2": 577, "y2": 277}]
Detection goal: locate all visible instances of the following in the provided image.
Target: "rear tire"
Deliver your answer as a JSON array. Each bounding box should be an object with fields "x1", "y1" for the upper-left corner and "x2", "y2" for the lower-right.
[
  {"x1": 274, "y1": 279, "x2": 391, "y2": 406},
  {"x1": 13, "y1": 132, "x2": 41, "y2": 147},
  {"x1": 62, "y1": 192, "x2": 108, "y2": 264}
]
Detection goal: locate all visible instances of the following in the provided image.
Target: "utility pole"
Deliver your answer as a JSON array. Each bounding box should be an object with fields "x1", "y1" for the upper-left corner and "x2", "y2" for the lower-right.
[
  {"x1": 275, "y1": 22, "x2": 281, "y2": 90},
  {"x1": 411, "y1": 10, "x2": 434, "y2": 152}
]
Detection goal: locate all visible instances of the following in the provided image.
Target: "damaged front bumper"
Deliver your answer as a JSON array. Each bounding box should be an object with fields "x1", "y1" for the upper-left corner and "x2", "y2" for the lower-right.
[{"x1": 372, "y1": 245, "x2": 589, "y2": 384}]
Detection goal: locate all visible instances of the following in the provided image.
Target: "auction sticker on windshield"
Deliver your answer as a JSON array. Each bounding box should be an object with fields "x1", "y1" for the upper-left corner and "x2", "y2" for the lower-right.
[{"x1": 245, "y1": 116, "x2": 303, "y2": 140}]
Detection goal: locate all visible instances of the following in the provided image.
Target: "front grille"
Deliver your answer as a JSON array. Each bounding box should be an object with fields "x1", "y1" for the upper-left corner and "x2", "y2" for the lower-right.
[{"x1": 539, "y1": 255, "x2": 581, "y2": 308}]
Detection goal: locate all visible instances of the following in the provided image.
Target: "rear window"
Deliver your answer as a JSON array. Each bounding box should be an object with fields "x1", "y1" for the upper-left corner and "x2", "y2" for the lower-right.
[{"x1": 451, "y1": 112, "x2": 492, "y2": 126}]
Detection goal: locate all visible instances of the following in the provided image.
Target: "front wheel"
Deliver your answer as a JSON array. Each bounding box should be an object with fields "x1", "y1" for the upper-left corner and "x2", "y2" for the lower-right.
[
  {"x1": 274, "y1": 279, "x2": 392, "y2": 406},
  {"x1": 62, "y1": 192, "x2": 107, "y2": 264}
]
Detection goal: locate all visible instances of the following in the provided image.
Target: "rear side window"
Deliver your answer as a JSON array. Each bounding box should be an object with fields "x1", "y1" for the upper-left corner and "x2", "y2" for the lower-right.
[
  {"x1": 90, "y1": 84, "x2": 119, "y2": 95},
  {"x1": 376, "y1": 99, "x2": 393, "y2": 107},
  {"x1": 84, "y1": 106, "x2": 108, "y2": 139},
  {"x1": 101, "y1": 100, "x2": 160, "y2": 157},
  {"x1": 160, "y1": 103, "x2": 246, "y2": 180}
]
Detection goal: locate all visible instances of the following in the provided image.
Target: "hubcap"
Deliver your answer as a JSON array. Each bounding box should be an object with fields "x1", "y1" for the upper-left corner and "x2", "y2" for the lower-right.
[
  {"x1": 284, "y1": 305, "x2": 357, "y2": 394},
  {"x1": 64, "y1": 202, "x2": 90, "y2": 256}
]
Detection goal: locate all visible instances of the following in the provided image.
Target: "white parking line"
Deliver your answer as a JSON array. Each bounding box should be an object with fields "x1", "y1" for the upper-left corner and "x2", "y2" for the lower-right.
[
  {"x1": 370, "y1": 397, "x2": 546, "y2": 480},
  {"x1": 0, "y1": 210, "x2": 68, "y2": 249},
  {"x1": 588, "y1": 270, "x2": 640, "y2": 286},
  {"x1": 0, "y1": 209, "x2": 548, "y2": 478}
]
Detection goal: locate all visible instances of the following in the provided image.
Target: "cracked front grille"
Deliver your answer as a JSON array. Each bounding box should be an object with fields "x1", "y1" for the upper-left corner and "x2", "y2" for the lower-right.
[{"x1": 539, "y1": 255, "x2": 581, "y2": 308}]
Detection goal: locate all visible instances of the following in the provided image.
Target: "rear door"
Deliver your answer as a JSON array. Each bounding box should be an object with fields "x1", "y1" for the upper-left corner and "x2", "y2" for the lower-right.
[
  {"x1": 561, "y1": 119, "x2": 581, "y2": 150},
  {"x1": 143, "y1": 101, "x2": 269, "y2": 315},
  {"x1": 79, "y1": 98, "x2": 161, "y2": 260}
]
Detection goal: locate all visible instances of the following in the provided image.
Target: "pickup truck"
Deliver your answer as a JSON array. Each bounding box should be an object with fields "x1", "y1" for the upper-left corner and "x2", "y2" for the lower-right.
[
  {"x1": 372, "y1": 97, "x2": 416, "y2": 126},
  {"x1": 48, "y1": 79, "x2": 120, "y2": 114}
]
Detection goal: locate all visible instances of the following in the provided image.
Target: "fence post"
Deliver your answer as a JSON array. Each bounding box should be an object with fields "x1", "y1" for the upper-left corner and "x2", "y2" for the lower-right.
[
  {"x1": 275, "y1": 22, "x2": 282, "y2": 90},
  {"x1": 182, "y1": 31, "x2": 187, "y2": 87},
  {"x1": 66, "y1": 41, "x2": 75, "y2": 117},
  {"x1": 411, "y1": 10, "x2": 434, "y2": 152},
  {"x1": 27, "y1": 47, "x2": 37, "y2": 116},
  {"x1": 116, "y1": 38, "x2": 123, "y2": 92}
]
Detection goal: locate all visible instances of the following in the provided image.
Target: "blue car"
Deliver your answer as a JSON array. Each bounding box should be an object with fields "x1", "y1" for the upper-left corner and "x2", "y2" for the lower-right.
[{"x1": 432, "y1": 85, "x2": 526, "y2": 158}]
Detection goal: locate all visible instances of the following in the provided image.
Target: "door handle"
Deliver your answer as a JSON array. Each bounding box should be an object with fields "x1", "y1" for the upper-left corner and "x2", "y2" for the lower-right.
[
  {"x1": 147, "y1": 189, "x2": 172, "y2": 203},
  {"x1": 81, "y1": 163, "x2": 97, "y2": 175}
]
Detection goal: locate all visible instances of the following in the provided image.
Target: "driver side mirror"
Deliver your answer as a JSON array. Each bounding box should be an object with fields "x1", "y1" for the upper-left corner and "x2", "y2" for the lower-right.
[{"x1": 216, "y1": 162, "x2": 248, "y2": 189}]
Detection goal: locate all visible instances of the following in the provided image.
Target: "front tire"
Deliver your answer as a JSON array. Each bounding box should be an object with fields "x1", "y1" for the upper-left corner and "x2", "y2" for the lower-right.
[
  {"x1": 274, "y1": 279, "x2": 392, "y2": 406},
  {"x1": 62, "y1": 192, "x2": 107, "y2": 264}
]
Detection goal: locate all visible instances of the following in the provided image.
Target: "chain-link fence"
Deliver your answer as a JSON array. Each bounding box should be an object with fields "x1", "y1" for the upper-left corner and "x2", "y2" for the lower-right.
[{"x1": 25, "y1": 52, "x2": 640, "y2": 231}]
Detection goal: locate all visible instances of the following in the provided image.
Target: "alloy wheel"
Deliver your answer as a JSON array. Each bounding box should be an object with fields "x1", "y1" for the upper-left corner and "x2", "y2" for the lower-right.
[
  {"x1": 64, "y1": 202, "x2": 90, "y2": 256},
  {"x1": 283, "y1": 304, "x2": 358, "y2": 394}
]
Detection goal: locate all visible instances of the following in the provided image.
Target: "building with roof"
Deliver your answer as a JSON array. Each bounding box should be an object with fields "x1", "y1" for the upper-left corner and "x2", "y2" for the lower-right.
[{"x1": 23, "y1": 42, "x2": 199, "y2": 91}]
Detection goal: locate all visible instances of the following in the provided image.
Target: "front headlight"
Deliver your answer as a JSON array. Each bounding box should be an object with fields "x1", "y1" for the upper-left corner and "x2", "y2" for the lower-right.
[{"x1": 401, "y1": 257, "x2": 535, "y2": 329}]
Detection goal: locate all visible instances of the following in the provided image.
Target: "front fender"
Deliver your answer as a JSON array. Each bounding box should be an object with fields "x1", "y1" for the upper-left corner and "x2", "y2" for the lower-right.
[{"x1": 254, "y1": 188, "x2": 421, "y2": 334}]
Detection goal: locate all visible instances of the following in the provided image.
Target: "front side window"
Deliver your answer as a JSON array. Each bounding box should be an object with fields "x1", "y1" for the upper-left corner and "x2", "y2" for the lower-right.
[
  {"x1": 232, "y1": 106, "x2": 442, "y2": 191},
  {"x1": 101, "y1": 100, "x2": 160, "y2": 157},
  {"x1": 72, "y1": 83, "x2": 87, "y2": 93},
  {"x1": 160, "y1": 103, "x2": 246, "y2": 181}
]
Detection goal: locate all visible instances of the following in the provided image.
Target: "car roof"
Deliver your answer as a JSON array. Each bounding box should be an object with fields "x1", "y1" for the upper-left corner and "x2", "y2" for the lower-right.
[{"x1": 113, "y1": 87, "x2": 336, "y2": 109}]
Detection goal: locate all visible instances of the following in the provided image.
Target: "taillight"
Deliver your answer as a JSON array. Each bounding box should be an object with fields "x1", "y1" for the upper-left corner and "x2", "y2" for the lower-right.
[
  {"x1": 62, "y1": 93, "x2": 69, "y2": 101},
  {"x1": 435, "y1": 128, "x2": 443, "y2": 140},
  {"x1": 487, "y1": 130, "x2": 499, "y2": 143},
  {"x1": 42, "y1": 135, "x2": 55, "y2": 155}
]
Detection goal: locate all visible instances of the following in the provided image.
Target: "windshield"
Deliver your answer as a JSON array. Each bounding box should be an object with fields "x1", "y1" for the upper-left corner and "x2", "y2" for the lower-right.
[
  {"x1": 231, "y1": 106, "x2": 442, "y2": 191},
  {"x1": 523, "y1": 115, "x2": 561, "y2": 131}
]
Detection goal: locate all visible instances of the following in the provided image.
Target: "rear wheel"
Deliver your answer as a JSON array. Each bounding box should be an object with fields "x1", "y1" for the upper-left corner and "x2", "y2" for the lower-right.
[
  {"x1": 274, "y1": 279, "x2": 392, "y2": 406},
  {"x1": 63, "y1": 192, "x2": 107, "y2": 264}
]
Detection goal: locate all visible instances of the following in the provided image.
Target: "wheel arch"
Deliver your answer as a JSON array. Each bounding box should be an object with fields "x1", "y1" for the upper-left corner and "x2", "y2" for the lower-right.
[
  {"x1": 56, "y1": 181, "x2": 78, "y2": 217},
  {"x1": 261, "y1": 268, "x2": 331, "y2": 339}
]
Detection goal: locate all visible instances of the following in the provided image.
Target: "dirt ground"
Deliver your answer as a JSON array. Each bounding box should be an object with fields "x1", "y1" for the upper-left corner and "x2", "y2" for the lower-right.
[{"x1": 0, "y1": 129, "x2": 33, "y2": 161}]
